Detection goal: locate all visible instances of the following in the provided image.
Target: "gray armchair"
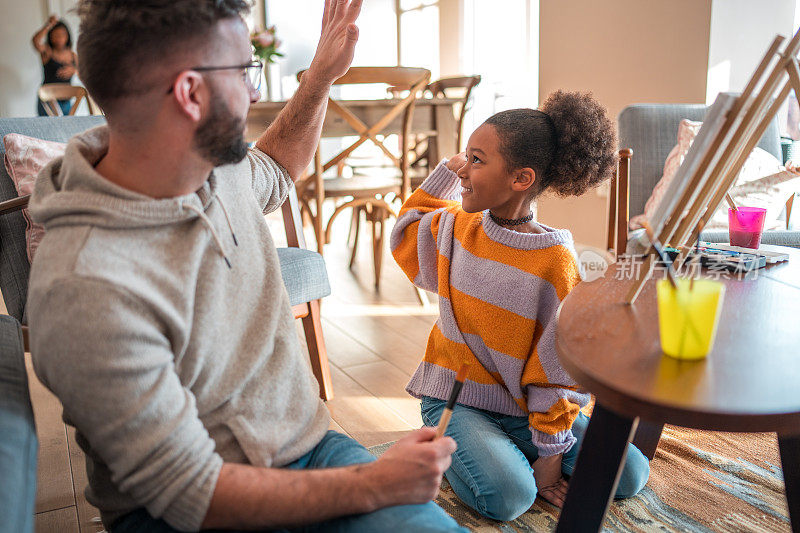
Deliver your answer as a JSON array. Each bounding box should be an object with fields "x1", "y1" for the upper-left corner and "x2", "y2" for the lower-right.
[
  {"x1": 612, "y1": 103, "x2": 800, "y2": 250},
  {"x1": 0, "y1": 116, "x2": 334, "y2": 399},
  {"x1": 0, "y1": 314, "x2": 35, "y2": 533}
]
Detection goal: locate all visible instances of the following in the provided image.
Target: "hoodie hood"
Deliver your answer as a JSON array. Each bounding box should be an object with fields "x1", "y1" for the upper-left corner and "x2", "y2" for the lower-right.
[
  {"x1": 30, "y1": 125, "x2": 220, "y2": 231},
  {"x1": 29, "y1": 125, "x2": 240, "y2": 267}
]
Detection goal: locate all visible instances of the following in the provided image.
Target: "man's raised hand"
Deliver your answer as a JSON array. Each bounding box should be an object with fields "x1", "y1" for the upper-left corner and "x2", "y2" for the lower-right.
[{"x1": 306, "y1": 0, "x2": 363, "y2": 86}]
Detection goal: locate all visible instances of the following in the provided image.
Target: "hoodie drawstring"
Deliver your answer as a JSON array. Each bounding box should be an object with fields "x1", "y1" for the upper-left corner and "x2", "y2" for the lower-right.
[
  {"x1": 181, "y1": 201, "x2": 234, "y2": 269},
  {"x1": 216, "y1": 197, "x2": 239, "y2": 247}
]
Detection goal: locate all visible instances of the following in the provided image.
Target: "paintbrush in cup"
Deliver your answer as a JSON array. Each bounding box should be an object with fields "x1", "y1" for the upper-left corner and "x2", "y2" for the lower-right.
[
  {"x1": 725, "y1": 193, "x2": 738, "y2": 212},
  {"x1": 690, "y1": 220, "x2": 705, "y2": 291},
  {"x1": 435, "y1": 363, "x2": 469, "y2": 439},
  {"x1": 641, "y1": 222, "x2": 703, "y2": 347},
  {"x1": 640, "y1": 221, "x2": 678, "y2": 289}
]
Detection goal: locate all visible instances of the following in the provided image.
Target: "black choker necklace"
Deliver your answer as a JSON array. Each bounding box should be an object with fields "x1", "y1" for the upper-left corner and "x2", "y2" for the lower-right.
[{"x1": 489, "y1": 211, "x2": 534, "y2": 226}]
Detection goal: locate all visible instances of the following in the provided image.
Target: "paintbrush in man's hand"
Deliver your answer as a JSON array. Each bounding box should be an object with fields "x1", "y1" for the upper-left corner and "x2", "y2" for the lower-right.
[{"x1": 435, "y1": 363, "x2": 469, "y2": 439}]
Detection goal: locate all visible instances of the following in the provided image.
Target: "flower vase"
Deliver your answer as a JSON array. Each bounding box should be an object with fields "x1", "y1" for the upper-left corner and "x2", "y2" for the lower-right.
[
  {"x1": 260, "y1": 66, "x2": 271, "y2": 102},
  {"x1": 265, "y1": 62, "x2": 281, "y2": 101}
]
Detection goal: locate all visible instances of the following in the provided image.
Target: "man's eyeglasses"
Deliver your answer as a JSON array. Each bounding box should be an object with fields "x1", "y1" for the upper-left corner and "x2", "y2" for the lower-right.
[{"x1": 168, "y1": 59, "x2": 263, "y2": 93}]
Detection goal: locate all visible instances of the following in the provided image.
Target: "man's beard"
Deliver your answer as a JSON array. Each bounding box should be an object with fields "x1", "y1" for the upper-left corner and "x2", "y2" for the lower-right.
[{"x1": 194, "y1": 98, "x2": 249, "y2": 166}]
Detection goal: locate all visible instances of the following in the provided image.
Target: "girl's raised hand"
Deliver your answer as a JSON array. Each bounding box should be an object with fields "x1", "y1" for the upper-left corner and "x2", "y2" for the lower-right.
[{"x1": 446, "y1": 152, "x2": 467, "y2": 172}]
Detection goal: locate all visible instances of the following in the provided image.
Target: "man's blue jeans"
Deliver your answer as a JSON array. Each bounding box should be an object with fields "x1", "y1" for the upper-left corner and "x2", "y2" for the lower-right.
[
  {"x1": 111, "y1": 430, "x2": 466, "y2": 532},
  {"x1": 421, "y1": 396, "x2": 651, "y2": 522}
]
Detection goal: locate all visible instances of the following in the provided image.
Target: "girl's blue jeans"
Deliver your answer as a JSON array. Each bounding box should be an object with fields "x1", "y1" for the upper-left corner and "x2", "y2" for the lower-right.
[{"x1": 421, "y1": 396, "x2": 650, "y2": 521}]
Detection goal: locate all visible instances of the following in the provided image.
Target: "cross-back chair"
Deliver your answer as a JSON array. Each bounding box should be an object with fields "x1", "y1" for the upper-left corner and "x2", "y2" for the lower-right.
[
  {"x1": 389, "y1": 75, "x2": 481, "y2": 184},
  {"x1": 295, "y1": 66, "x2": 430, "y2": 288},
  {"x1": 37, "y1": 84, "x2": 101, "y2": 117},
  {"x1": 427, "y1": 75, "x2": 481, "y2": 153}
]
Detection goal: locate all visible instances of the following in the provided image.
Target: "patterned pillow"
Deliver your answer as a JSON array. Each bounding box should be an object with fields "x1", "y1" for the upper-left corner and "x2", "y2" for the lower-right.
[
  {"x1": 629, "y1": 119, "x2": 797, "y2": 231},
  {"x1": 2, "y1": 134, "x2": 66, "y2": 262},
  {"x1": 629, "y1": 119, "x2": 702, "y2": 230}
]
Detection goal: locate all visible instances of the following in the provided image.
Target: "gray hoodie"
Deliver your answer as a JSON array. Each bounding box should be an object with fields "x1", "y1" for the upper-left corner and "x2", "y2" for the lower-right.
[{"x1": 27, "y1": 126, "x2": 331, "y2": 531}]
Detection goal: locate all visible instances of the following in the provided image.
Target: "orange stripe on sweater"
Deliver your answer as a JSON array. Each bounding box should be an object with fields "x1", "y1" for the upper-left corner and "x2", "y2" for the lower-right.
[
  {"x1": 519, "y1": 321, "x2": 550, "y2": 386},
  {"x1": 426, "y1": 325, "x2": 500, "y2": 386},
  {"x1": 529, "y1": 398, "x2": 581, "y2": 435},
  {"x1": 392, "y1": 219, "x2": 421, "y2": 284},
  {"x1": 400, "y1": 188, "x2": 461, "y2": 217},
  {"x1": 447, "y1": 287, "x2": 540, "y2": 362}
]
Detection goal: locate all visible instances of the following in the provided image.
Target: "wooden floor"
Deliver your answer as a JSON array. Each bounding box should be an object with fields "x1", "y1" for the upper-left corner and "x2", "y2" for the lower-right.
[{"x1": 29, "y1": 212, "x2": 438, "y2": 532}]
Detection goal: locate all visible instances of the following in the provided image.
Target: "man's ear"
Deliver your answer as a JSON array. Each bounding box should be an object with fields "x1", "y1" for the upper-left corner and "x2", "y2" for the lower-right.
[
  {"x1": 511, "y1": 167, "x2": 536, "y2": 193},
  {"x1": 171, "y1": 71, "x2": 205, "y2": 123}
]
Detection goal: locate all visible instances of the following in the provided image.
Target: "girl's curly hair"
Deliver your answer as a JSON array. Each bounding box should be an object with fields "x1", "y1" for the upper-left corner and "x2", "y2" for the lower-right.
[{"x1": 484, "y1": 91, "x2": 617, "y2": 198}]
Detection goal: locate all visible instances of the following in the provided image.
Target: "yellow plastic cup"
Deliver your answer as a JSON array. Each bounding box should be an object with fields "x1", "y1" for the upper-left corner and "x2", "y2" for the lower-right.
[{"x1": 656, "y1": 278, "x2": 725, "y2": 360}]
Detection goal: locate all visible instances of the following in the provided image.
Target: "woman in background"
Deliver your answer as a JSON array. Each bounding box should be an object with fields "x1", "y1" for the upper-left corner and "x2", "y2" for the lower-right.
[{"x1": 32, "y1": 15, "x2": 78, "y2": 115}]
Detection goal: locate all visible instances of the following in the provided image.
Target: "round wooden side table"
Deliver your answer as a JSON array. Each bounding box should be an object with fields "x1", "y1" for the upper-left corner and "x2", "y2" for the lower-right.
[{"x1": 554, "y1": 246, "x2": 800, "y2": 532}]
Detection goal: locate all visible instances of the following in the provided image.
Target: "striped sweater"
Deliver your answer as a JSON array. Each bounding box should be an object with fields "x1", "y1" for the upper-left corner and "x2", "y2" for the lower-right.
[{"x1": 390, "y1": 161, "x2": 590, "y2": 456}]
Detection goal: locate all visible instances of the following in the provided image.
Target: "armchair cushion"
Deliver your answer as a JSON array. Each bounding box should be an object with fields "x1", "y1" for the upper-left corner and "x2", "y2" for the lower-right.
[
  {"x1": 629, "y1": 118, "x2": 796, "y2": 231},
  {"x1": 276, "y1": 247, "x2": 331, "y2": 306},
  {"x1": 618, "y1": 104, "x2": 782, "y2": 218},
  {"x1": 0, "y1": 314, "x2": 36, "y2": 533}
]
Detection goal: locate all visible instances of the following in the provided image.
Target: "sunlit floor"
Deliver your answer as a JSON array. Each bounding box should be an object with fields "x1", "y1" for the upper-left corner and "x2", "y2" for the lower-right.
[{"x1": 28, "y1": 210, "x2": 436, "y2": 532}]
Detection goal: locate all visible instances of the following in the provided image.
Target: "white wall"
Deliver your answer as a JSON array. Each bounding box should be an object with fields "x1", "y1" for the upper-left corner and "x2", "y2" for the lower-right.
[
  {"x1": 706, "y1": 0, "x2": 796, "y2": 104},
  {"x1": 1, "y1": 0, "x2": 48, "y2": 117},
  {"x1": 537, "y1": 0, "x2": 713, "y2": 250}
]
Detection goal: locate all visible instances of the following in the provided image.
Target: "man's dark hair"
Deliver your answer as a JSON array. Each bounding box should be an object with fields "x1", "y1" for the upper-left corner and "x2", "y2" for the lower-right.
[
  {"x1": 485, "y1": 91, "x2": 617, "y2": 198},
  {"x1": 76, "y1": 0, "x2": 251, "y2": 111},
  {"x1": 47, "y1": 21, "x2": 73, "y2": 49}
]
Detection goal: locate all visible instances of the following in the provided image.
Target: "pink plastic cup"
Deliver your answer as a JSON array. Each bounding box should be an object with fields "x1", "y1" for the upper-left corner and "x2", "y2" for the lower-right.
[{"x1": 728, "y1": 207, "x2": 766, "y2": 249}]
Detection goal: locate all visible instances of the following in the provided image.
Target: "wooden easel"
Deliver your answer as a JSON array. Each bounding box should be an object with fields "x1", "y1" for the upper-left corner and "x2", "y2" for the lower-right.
[{"x1": 626, "y1": 28, "x2": 800, "y2": 304}]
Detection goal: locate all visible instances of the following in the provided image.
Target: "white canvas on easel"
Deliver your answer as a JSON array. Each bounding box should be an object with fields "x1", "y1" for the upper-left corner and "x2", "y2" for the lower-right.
[{"x1": 624, "y1": 28, "x2": 800, "y2": 304}]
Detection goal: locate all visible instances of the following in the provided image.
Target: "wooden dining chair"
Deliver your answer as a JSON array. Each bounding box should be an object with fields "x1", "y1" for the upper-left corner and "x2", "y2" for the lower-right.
[
  {"x1": 390, "y1": 75, "x2": 481, "y2": 183},
  {"x1": 295, "y1": 66, "x2": 431, "y2": 289},
  {"x1": 428, "y1": 75, "x2": 482, "y2": 153},
  {"x1": 37, "y1": 84, "x2": 101, "y2": 116}
]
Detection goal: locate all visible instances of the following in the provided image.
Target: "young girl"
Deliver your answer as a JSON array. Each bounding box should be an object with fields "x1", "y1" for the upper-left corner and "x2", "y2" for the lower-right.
[{"x1": 391, "y1": 91, "x2": 650, "y2": 521}]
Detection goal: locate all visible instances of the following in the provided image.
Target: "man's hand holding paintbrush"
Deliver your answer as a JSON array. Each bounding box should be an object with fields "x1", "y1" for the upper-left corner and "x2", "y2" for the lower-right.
[
  {"x1": 357, "y1": 364, "x2": 468, "y2": 510},
  {"x1": 362, "y1": 428, "x2": 457, "y2": 508},
  {"x1": 354, "y1": 363, "x2": 468, "y2": 508}
]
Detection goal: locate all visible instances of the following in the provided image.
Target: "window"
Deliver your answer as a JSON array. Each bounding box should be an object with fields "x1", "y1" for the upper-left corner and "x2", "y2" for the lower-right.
[
  {"x1": 397, "y1": 0, "x2": 440, "y2": 80},
  {"x1": 461, "y1": 0, "x2": 538, "y2": 136}
]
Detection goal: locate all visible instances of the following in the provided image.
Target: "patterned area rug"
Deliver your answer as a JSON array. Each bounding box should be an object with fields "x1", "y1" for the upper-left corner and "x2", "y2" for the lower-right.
[{"x1": 369, "y1": 426, "x2": 790, "y2": 532}]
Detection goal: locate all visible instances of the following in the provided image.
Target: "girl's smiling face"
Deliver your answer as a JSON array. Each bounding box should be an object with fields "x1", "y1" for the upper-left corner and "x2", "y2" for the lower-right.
[{"x1": 457, "y1": 123, "x2": 531, "y2": 215}]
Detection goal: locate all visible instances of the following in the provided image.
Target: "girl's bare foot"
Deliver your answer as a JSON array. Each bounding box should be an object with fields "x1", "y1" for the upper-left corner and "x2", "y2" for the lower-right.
[{"x1": 538, "y1": 477, "x2": 569, "y2": 507}]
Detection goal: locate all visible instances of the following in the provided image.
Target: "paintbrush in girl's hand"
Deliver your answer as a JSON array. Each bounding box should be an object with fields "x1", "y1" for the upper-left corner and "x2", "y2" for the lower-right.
[{"x1": 435, "y1": 363, "x2": 469, "y2": 439}]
